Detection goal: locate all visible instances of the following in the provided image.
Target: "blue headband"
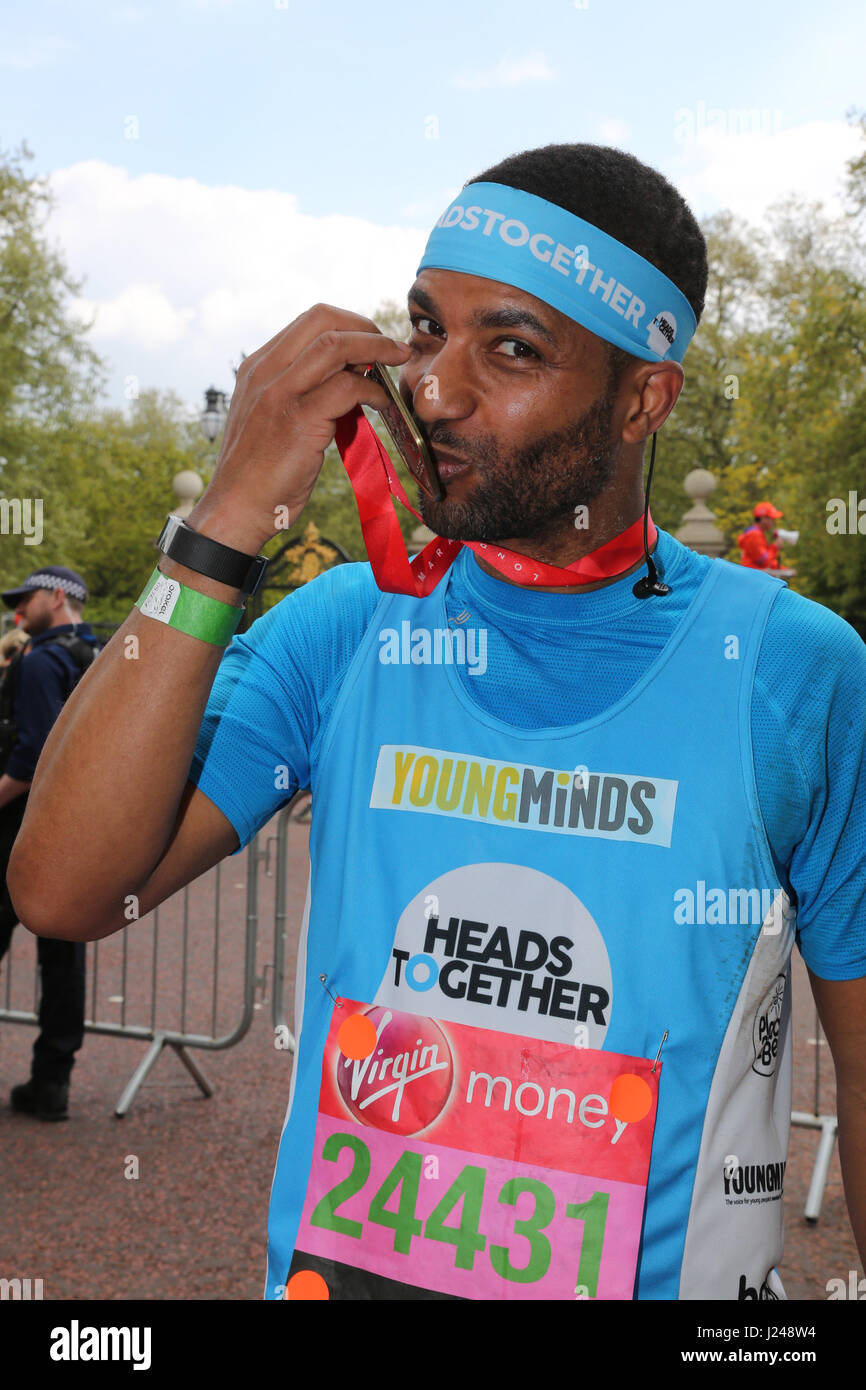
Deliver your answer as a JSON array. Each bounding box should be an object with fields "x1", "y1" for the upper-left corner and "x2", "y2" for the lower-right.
[{"x1": 417, "y1": 182, "x2": 696, "y2": 364}]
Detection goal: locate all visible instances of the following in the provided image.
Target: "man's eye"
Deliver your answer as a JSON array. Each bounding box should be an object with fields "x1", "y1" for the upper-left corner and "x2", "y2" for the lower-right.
[
  {"x1": 496, "y1": 338, "x2": 538, "y2": 360},
  {"x1": 409, "y1": 315, "x2": 443, "y2": 338}
]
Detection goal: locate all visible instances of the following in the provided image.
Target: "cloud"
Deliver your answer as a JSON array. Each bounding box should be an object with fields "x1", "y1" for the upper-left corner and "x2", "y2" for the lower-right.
[
  {"x1": 0, "y1": 34, "x2": 75, "y2": 69},
  {"x1": 45, "y1": 161, "x2": 429, "y2": 408},
  {"x1": 669, "y1": 115, "x2": 862, "y2": 224},
  {"x1": 452, "y1": 52, "x2": 555, "y2": 91},
  {"x1": 74, "y1": 285, "x2": 197, "y2": 349}
]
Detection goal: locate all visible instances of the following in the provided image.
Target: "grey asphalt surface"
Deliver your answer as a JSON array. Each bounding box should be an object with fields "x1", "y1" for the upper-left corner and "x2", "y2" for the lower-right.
[{"x1": 0, "y1": 809, "x2": 860, "y2": 1301}]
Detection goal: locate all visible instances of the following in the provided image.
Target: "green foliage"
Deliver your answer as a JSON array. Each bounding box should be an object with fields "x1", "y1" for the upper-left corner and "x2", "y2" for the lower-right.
[
  {"x1": 1, "y1": 387, "x2": 219, "y2": 623},
  {"x1": 0, "y1": 142, "x2": 105, "y2": 438},
  {"x1": 652, "y1": 120, "x2": 866, "y2": 634}
]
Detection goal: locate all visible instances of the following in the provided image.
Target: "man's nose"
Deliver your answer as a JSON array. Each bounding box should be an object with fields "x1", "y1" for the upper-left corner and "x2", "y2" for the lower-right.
[{"x1": 405, "y1": 341, "x2": 476, "y2": 424}]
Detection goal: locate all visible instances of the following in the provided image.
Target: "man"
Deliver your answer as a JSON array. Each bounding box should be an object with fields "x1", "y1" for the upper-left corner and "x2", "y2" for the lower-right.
[
  {"x1": 0, "y1": 566, "x2": 100, "y2": 1120},
  {"x1": 8, "y1": 144, "x2": 866, "y2": 1300},
  {"x1": 738, "y1": 501, "x2": 788, "y2": 573}
]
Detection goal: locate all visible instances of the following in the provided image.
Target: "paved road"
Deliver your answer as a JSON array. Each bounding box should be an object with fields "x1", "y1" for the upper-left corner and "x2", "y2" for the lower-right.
[{"x1": 0, "y1": 814, "x2": 860, "y2": 1300}]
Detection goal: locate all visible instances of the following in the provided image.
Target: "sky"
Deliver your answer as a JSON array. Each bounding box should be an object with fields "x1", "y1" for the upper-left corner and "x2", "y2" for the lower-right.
[{"x1": 2, "y1": 0, "x2": 865, "y2": 416}]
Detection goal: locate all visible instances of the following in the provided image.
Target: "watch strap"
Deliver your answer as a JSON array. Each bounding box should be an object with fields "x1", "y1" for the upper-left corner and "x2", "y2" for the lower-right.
[
  {"x1": 157, "y1": 515, "x2": 268, "y2": 597},
  {"x1": 136, "y1": 569, "x2": 243, "y2": 646}
]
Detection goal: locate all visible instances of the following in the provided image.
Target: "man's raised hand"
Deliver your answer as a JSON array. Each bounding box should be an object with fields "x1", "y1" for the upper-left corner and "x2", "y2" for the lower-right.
[{"x1": 189, "y1": 304, "x2": 412, "y2": 552}]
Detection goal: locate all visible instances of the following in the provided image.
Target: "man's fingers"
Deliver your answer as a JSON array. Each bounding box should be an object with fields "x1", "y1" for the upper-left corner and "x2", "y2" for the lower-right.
[
  {"x1": 283, "y1": 329, "x2": 411, "y2": 398},
  {"x1": 241, "y1": 304, "x2": 392, "y2": 385},
  {"x1": 276, "y1": 367, "x2": 402, "y2": 442}
]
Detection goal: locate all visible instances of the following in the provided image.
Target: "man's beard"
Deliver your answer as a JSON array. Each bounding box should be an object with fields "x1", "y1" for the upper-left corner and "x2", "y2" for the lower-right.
[{"x1": 417, "y1": 386, "x2": 621, "y2": 543}]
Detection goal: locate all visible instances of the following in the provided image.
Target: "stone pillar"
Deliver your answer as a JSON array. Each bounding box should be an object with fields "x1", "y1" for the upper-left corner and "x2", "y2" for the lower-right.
[
  {"x1": 407, "y1": 522, "x2": 437, "y2": 556},
  {"x1": 675, "y1": 469, "x2": 727, "y2": 558},
  {"x1": 172, "y1": 470, "x2": 204, "y2": 519}
]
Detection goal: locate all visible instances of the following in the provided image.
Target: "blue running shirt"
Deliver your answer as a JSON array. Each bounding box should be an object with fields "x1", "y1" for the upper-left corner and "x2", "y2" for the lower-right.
[{"x1": 189, "y1": 530, "x2": 866, "y2": 1300}]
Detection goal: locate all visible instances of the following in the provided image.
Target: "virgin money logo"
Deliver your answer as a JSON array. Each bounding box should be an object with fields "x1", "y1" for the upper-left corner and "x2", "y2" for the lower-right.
[{"x1": 336, "y1": 1007, "x2": 454, "y2": 1136}]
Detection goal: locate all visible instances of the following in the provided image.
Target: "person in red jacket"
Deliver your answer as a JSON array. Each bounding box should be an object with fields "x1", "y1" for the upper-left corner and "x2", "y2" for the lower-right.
[{"x1": 738, "y1": 502, "x2": 785, "y2": 572}]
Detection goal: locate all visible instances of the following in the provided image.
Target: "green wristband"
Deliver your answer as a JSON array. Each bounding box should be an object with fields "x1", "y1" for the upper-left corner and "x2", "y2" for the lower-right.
[{"x1": 135, "y1": 567, "x2": 244, "y2": 646}]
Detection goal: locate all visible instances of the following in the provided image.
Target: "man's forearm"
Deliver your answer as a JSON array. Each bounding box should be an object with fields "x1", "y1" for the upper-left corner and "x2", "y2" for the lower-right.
[
  {"x1": 7, "y1": 531, "x2": 247, "y2": 937},
  {"x1": 837, "y1": 1080, "x2": 866, "y2": 1270},
  {"x1": 0, "y1": 772, "x2": 30, "y2": 809}
]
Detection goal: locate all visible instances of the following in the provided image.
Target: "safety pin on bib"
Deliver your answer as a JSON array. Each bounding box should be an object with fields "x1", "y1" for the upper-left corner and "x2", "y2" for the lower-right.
[
  {"x1": 319, "y1": 973, "x2": 343, "y2": 1008},
  {"x1": 651, "y1": 1030, "x2": 669, "y2": 1074}
]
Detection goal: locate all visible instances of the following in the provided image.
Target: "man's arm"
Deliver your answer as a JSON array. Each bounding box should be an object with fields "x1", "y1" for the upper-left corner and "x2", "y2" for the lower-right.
[
  {"x1": 0, "y1": 772, "x2": 30, "y2": 809},
  {"x1": 5, "y1": 645, "x2": 71, "y2": 785},
  {"x1": 8, "y1": 305, "x2": 411, "y2": 942},
  {"x1": 808, "y1": 970, "x2": 866, "y2": 1269}
]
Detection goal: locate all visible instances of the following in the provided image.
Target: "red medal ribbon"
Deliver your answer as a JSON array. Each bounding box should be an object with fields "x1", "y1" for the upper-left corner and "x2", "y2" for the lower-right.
[{"x1": 334, "y1": 405, "x2": 656, "y2": 596}]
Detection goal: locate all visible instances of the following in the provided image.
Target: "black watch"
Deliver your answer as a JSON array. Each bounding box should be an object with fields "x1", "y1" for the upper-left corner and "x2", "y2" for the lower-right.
[{"x1": 156, "y1": 515, "x2": 268, "y2": 598}]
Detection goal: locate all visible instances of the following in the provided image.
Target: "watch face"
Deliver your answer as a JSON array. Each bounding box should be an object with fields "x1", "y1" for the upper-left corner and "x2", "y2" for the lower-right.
[{"x1": 158, "y1": 515, "x2": 183, "y2": 549}]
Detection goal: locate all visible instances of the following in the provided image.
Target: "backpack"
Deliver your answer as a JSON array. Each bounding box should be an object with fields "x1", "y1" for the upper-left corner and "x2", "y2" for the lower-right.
[{"x1": 0, "y1": 632, "x2": 100, "y2": 774}]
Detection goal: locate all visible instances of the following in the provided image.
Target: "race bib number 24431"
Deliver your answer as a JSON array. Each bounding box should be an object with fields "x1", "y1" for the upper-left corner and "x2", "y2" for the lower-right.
[{"x1": 290, "y1": 1001, "x2": 659, "y2": 1300}]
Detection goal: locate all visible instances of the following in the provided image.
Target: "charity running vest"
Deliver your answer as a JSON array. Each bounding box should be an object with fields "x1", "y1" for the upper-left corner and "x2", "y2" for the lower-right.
[{"x1": 267, "y1": 556, "x2": 795, "y2": 1302}]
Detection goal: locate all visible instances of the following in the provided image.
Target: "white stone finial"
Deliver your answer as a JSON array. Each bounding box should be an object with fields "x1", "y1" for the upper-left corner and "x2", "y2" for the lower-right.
[{"x1": 172, "y1": 470, "x2": 204, "y2": 519}]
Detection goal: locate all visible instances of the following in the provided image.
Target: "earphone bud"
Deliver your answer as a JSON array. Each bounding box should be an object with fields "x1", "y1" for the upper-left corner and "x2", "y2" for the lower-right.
[
  {"x1": 633, "y1": 431, "x2": 672, "y2": 600},
  {"x1": 633, "y1": 569, "x2": 671, "y2": 599}
]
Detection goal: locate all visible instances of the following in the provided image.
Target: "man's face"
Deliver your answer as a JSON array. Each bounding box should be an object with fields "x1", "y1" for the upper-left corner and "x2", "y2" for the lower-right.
[
  {"x1": 399, "y1": 269, "x2": 627, "y2": 544},
  {"x1": 14, "y1": 588, "x2": 57, "y2": 636},
  {"x1": 757, "y1": 516, "x2": 776, "y2": 537}
]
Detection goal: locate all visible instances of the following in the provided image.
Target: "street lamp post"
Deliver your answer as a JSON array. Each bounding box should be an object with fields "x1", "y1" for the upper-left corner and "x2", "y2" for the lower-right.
[
  {"x1": 200, "y1": 386, "x2": 229, "y2": 444},
  {"x1": 165, "y1": 386, "x2": 227, "y2": 520}
]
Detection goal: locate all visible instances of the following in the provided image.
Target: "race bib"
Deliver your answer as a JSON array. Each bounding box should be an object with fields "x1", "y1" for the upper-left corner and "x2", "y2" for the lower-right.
[{"x1": 287, "y1": 1000, "x2": 659, "y2": 1300}]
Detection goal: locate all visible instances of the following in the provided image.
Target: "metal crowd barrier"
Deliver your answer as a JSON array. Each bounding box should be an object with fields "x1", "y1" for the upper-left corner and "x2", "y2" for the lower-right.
[
  {"x1": 1, "y1": 830, "x2": 263, "y2": 1116},
  {"x1": 264, "y1": 797, "x2": 309, "y2": 1054},
  {"x1": 0, "y1": 790, "x2": 311, "y2": 1116},
  {"x1": 791, "y1": 1005, "x2": 838, "y2": 1222}
]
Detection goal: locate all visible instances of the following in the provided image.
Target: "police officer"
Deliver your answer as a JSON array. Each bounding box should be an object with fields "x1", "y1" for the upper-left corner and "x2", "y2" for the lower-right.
[{"x1": 0, "y1": 566, "x2": 101, "y2": 1120}]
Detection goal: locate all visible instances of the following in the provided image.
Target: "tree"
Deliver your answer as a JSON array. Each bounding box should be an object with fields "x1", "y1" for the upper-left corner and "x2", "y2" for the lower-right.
[
  {"x1": 0, "y1": 142, "x2": 105, "y2": 454},
  {"x1": 1, "y1": 387, "x2": 219, "y2": 623},
  {"x1": 1, "y1": 142, "x2": 107, "y2": 602},
  {"x1": 652, "y1": 211, "x2": 766, "y2": 530},
  {"x1": 650, "y1": 117, "x2": 866, "y2": 633}
]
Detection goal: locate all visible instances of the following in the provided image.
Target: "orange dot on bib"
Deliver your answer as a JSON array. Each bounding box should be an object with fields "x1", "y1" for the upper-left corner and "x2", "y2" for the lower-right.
[
  {"x1": 610, "y1": 1073, "x2": 653, "y2": 1124},
  {"x1": 286, "y1": 1271, "x2": 329, "y2": 1301},
  {"x1": 337, "y1": 1012, "x2": 378, "y2": 1060}
]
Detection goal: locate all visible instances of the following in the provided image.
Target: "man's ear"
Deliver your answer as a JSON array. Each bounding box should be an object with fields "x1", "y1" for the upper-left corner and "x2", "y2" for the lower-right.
[{"x1": 621, "y1": 360, "x2": 684, "y2": 445}]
